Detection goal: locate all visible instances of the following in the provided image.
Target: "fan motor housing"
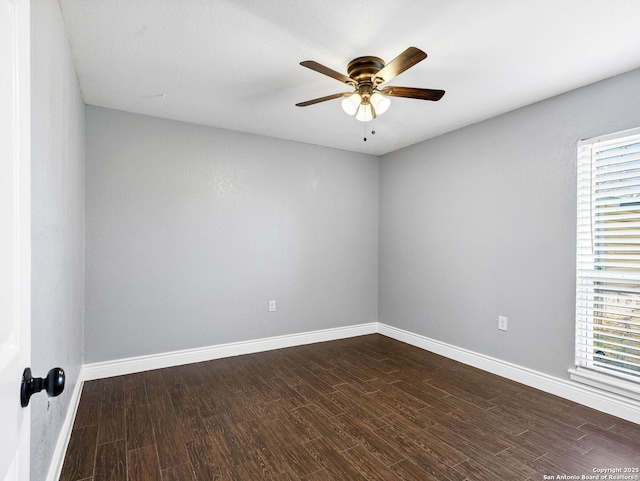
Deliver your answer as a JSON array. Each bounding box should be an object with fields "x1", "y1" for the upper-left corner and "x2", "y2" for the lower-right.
[{"x1": 347, "y1": 56, "x2": 385, "y2": 82}]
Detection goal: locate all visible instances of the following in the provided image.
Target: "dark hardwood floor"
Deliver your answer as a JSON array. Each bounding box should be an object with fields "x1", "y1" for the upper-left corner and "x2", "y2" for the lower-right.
[{"x1": 60, "y1": 334, "x2": 640, "y2": 481}]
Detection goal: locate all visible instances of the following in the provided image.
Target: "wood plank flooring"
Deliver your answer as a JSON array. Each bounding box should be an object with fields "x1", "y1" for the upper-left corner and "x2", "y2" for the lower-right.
[{"x1": 60, "y1": 334, "x2": 640, "y2": 481}]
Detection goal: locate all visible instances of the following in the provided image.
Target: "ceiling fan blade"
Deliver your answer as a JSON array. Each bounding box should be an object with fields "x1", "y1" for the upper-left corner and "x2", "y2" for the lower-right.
[
  {"x1": 296, "y1": 92, "x2": 350, "y2": 107},
  {"x1": 373, "y1": 47, "x2": 427, "y2": 85},
  {"x1": 379, "y1": 86, "x2": 445, "y2": 101},
  {"x1": 300, "y1": 61, "x2": 356, "y2": 86}
]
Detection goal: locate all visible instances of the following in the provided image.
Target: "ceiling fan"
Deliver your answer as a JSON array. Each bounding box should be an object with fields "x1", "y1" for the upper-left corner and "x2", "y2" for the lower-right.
[{"x1": 296, "y1": 47, "x2": 445, "y2": 122}]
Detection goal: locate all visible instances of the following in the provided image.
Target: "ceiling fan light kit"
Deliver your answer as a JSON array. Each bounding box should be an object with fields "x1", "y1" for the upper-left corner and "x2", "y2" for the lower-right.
[
  {"x1": 297, "y1": 47, "x2": 445, "y2": 122},
  {"x1": 341, "y1": 92, "x2": 361, "y2": 116},
  {"x1": 370, "y1": 92, "x2": 391, "y2": 115},
  {"x1": 355, "y1": 102, "x2": 374, "y2": 122}
]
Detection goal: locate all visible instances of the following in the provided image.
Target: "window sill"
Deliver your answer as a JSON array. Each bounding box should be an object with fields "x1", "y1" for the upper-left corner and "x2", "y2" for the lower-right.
[{"x1": 569, "y1": 367, "x2": 640, "y2": 403}]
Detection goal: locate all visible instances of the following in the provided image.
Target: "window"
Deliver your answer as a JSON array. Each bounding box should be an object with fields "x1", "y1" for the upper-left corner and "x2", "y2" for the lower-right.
[{"x1": 571, "y1": 127, "x2": 640, "y2": 401}]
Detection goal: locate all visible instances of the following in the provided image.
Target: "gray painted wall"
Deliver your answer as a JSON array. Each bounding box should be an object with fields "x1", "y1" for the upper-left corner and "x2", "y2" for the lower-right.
[
  {"x1": 30, "y1": 1, "x2": 85, "y2": 480},
  {"x1": 379, "y1": 68, "x2": 640, "y2": 380},
  {"x1": 85, "y1": 107, "x2": 379, "y2": 363}
]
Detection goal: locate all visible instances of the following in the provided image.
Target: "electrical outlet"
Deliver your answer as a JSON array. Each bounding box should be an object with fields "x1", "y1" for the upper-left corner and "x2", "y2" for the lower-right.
[
  {"x1": 268, "y1": 300, "x2": 276, "y2": 312},
  {"x1": 498, "y1": 315, "x2": 508, "y2": 331}
]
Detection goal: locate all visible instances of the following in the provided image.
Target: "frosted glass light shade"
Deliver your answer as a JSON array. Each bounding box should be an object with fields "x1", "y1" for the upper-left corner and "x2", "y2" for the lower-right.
[
  {"x1": 370, "y1": 92, "x2": 390, "y2": 115},
  {"x1": 355, "y1": 102, "x2": 374, "y2": 122},
  {"x1": 341, "y1": 93, "x2": 361, "y2": 116}
]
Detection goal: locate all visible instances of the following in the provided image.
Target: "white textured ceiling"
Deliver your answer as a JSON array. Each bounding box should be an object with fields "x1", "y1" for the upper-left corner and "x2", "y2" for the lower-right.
[{"x1": 58, "y1": 0, "x2": 640, "y2": 155}]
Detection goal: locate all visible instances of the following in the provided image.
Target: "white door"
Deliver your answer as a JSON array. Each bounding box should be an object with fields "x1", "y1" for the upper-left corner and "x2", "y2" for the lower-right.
[{"x1": 0, "y1": 0, "x2": 31, "y2": 480}]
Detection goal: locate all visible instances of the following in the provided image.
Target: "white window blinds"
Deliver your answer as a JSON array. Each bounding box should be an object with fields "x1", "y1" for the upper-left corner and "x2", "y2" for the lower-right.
[{"x1": 576, "y1": 128, "x2": 640, "y2": 387}]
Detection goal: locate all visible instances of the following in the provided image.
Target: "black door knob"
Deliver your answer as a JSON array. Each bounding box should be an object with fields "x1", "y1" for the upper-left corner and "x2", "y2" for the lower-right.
[{"x1": 20, "y1": 367, "x2": 65, "y2": 408}]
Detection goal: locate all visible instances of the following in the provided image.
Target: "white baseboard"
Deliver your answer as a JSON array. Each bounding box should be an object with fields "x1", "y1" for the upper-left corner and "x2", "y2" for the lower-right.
[
  {"x1": 82, "y1": 320, "x2": 640, "y2": 423},
  {"x1": 46, "y1": 370, "x2": 85, "y2": 481},
  {"x1": 83, "y1": 322, "x2": 378, "y2": 380},
  {"x1": 378, "y1": 323, "x2": 640, "y2": 424},
  {"x1": 50, "y1": 321, "x2": 639, "y2": 481}
]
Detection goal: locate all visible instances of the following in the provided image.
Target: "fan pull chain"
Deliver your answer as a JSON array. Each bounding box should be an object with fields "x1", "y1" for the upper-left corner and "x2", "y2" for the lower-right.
[{"x1": 363, "y1": 120, "x2": 376, "y2": 142}]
